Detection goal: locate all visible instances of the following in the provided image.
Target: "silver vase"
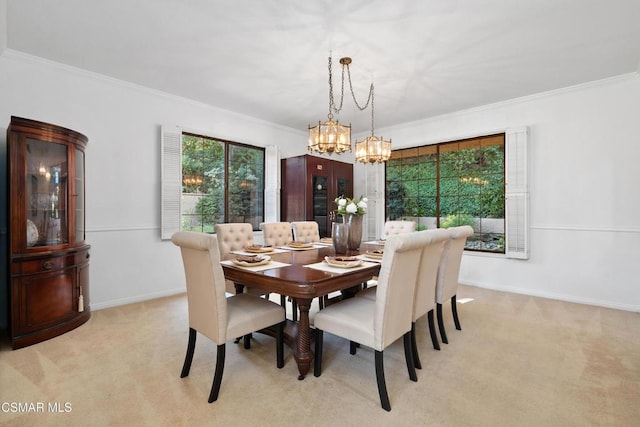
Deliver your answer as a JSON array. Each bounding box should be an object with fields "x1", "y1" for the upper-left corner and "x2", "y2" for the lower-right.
[{"x1": 332, "y1": 222, "x2": 349, "y2": 254}]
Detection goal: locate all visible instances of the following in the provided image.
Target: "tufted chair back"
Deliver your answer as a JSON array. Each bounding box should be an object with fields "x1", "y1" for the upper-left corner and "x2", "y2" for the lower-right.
[
  {"x1": 384, "y1": 220, "x2": 416, "y2": 237},
  {"x1": 214, "y1": 223, "x2": 254, "y2": 257},
  {"x1": 262, "y1": 222, "x2": 293, "y2": 246},
  {"x1": 291, "y1": 221, "x2": 320, "y2": 242}
]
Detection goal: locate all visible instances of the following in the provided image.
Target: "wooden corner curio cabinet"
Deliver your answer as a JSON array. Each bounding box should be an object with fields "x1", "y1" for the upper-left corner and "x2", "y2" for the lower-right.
[{"x1": 7, "y1": 116, "x2": 91, "y2": 349}]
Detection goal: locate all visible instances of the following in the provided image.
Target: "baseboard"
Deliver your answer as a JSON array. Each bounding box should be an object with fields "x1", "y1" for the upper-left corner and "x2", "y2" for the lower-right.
[
  {"x1": 460, "y1": 280, "x2": 640, "y2": 313},
  {"x1": 91, "y1": 288, "x2": 186, "y2": 311}
]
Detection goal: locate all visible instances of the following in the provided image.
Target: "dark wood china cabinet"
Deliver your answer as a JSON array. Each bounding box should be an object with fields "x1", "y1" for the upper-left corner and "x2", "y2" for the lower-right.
[
  {"x1": 281, "y1": 154, "x2": 353, "y2": 237},
  {"x1": 7, "y1": 116, "x2": 91, "y2": 349}
]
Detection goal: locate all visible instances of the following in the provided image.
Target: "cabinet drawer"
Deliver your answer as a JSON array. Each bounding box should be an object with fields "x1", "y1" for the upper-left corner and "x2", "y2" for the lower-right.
[{"x1": 13, "y1": 256, "x2": 75, "y2": 275}]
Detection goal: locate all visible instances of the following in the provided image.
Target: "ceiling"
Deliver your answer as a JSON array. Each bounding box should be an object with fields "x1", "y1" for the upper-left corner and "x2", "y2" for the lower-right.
[{"x1": 5, "y1": 0, "x2": 640, "y2": 134}]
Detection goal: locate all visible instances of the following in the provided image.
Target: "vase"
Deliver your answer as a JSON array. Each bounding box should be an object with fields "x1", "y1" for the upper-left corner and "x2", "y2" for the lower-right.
[
  {"x1": 346, "y1": 214, "x2": 363, "y2": 250},
  {"x1": 332, "y1": 222, "x2": 349, "y2": 254}
]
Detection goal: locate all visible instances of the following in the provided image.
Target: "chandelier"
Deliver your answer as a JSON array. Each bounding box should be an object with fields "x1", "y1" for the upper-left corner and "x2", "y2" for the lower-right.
[{"x1": 308, "y1": 56, "x2": 391, "y2": 162}]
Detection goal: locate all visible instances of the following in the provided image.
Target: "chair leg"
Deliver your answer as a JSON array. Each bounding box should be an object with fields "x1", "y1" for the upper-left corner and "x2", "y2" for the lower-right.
[
  {"x1": 375, "y1": 350, "x2": 391, "y2": 412},
  {"x1": 280, "y1": 294, "x2": 286, "y2": 308},
  {"x1": 350, "y1": 341, "x2": 358, "y2": 355},
  {"x1": 452, "y1": 295, "x2": 462, "y2": 331},
  {"x1": 410, "y1": 322, "x2": 421, "y2": 369},
  {"x1": 437, "y1": 303, "x2": 448, "y2": 344},
  {"x1": 428, "y1": 310, "x2": 441, "y2": 350},
  {"x1": 314, "y1": 330, "x2": 324, "y2": 377},
  {"x1": 291, "y1": 298, "x2": 298, "y2": 322},
  {"x1": 403, "y1": 331, "x2": 418, "y2": 382},
  {"x1": 180, "y1": 328, "x2": 197, "y2": 378},
  {"x1": 243, "y1": 334, "x2": 251, "y2": 349},
  {"x1": 276, "y1": 321, "x2": 284, "y2": 369},
  {"x1": 208, "y1": 344, "x2": 226, "y2": 403}
]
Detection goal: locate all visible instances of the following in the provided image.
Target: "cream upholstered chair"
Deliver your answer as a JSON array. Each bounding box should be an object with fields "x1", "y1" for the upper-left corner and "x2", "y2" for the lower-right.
[
  {"x1": 171, "y1": 231, "x2": 285, "y2": 403},
  {"x1": 410, "y1": 228, "x2": 451, "y2": 365},
  {"x1": 436, "y1": 225, "x2": 474, "y2": 344},
  {"x1": 384, "y1": 220, "x2": 417, "y2": 237},
  {"x1": 291, "y1": 221, "x2": 320, "y2": 242},
  {"x1": 262, "y1": 222, "x2": 293, "y2": 246},
  {"x1": 313, "y1": 232, "x2": 429, "y2": 411},
  {"x1": 214, "y1": 223, "x2": 261, "y2": 295},
  {"x1": 356, "y1": 228, "x2": 451, "y2": 365}
]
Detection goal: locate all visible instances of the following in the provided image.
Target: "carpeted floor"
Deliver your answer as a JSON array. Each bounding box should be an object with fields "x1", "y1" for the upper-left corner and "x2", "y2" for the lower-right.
[{"x1": 1, "y1": 285, "x2": 639, "y2": 426}]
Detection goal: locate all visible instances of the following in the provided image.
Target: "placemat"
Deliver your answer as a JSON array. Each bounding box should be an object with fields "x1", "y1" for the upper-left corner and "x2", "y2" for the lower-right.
[
  {"x1": 356, "y1": 254, "x2": 382, "y2": 263},
  {"x1": 278, "y1": 244, "x2": 325, "y2": 251},
  {"x1": 220, "y1": 260, "x2": 290, "y2": 272},
  {"x1": 231, "y1": 248, "x2": 289, "y2": 256},
  {"x1": 304, "y1": 260, "x2": 378, "y2": 274}
]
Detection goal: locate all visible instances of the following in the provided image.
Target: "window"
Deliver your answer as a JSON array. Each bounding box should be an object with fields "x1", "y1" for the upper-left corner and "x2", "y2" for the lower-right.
[
  {"x1": 161, "y1": 128, "x2": 264, "y2": 238},
  {"x1": 386, "y1": 134, "x2": 506, "y2": 253}
]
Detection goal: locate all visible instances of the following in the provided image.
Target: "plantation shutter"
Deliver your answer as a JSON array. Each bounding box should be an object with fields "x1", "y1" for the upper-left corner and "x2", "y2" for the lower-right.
[
  {"x1": 264, "y1": 145, "x2": 279, "y2": 223},
  {"x1": 505, "y1": 127, "x2": 529, "y2": 259},
  {"x1": 161, "y1": 126, "x2": 182, "y2": 240}
]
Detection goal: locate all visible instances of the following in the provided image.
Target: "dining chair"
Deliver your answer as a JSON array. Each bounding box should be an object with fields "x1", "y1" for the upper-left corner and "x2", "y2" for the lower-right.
[
  {"x1": 383, "y1": 220, "x2": 416, "y2": 237},
  {"x1": 261, "y1": 222, "x2": 294, "y2": 246},
  {"x1": 214, "y1": 223, "x2": 263, "y2": 296},
  {"x1": 291, "y1": 221, "x2": 321, "y2": 242},
  {"x1": 356, "y1": 228, "x2": 450, "y2": 365},
  {"x1": 261, "y1": 221, "x2": 296, "y2": 317},
  {"x1": 313, "y1": 232, "x2": 430, "y2": 411},
  {"x1": 171, "y1": 231, "x2": 285, "y2": 403},
  {"x1": 436, "y1": 225, "x2": 474, "y2": 344}
]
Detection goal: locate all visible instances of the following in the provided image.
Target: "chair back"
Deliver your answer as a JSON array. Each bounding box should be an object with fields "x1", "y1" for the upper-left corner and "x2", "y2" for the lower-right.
[
  {"x1": 214, "y1": 223, "x2": 254, "y2": 256},
  {"x1": 384, "y1": 220, "x2": 416, "y2": 237},
  {"x1": 291, "y1": 221, "x2": 320, "y2": 242},
  {"x1": 412, "y1": 228, "x2": 451, "y2": 321},
  {"x1": 262, "y1": 222, "x2": 293, "y2": 246},
  {"x1": 374, "y1": 231, "x2": 431, "y2": 350},
  {"x1": 171, "y1": 231, "x2": 228, "y2": 344},
  {"x1": 436, "y1": 225, "x2": 474, "y2": 303}
]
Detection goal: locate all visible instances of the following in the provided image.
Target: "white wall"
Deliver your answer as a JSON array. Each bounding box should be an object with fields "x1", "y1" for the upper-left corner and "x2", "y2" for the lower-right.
[
  {"x1": 361, "y1": 73, "x2": 640, "y2": 311},
  {"x1": 2, "y1": 50, "x2": 639, "y2": 313},
  {"x1": 0, "y1": 50, "x2": 307, "y2": 310}
]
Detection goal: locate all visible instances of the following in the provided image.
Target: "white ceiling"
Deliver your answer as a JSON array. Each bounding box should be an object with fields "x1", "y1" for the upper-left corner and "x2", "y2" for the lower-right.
[{"x1": 5, "y1": 0, "x2": 640, "y2": 134}]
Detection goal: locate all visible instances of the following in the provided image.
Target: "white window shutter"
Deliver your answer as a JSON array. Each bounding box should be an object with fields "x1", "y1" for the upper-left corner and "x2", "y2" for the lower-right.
[
  {"x1": 161, "y1": 126, "x2": 182, "y2": 240},
  {"x1": 264, "y1": 145, "x2": 279, "y2": 223},
  {"x1": 505, "y1": 127, "x2": 529, "y2": 259}
]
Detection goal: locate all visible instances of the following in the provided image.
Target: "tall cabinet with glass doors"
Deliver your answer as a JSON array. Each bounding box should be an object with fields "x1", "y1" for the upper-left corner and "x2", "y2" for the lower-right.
[{"x1": 7, "y1": 116, "x2": 91, "y2": 349}]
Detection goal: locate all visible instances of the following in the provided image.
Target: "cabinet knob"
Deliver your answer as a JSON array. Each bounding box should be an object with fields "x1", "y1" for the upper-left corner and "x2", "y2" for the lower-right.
[{"x1": 43, "y1": 261, "x2": 53, "y2": 270}]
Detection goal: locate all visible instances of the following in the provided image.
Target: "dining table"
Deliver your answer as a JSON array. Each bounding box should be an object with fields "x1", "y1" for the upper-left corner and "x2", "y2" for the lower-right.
[{"x1": 221, "y1": 241, "x2": 383, "y2": 380}]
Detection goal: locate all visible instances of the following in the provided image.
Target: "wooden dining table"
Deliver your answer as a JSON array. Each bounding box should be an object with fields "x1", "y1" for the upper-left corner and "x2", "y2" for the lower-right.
[{"x1": 221, "y1": 242, "x2": 382, "y2": 380}]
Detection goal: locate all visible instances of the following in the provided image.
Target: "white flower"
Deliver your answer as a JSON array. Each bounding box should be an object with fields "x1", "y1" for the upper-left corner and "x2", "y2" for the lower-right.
[
  {"x1": 338, "y1": 198, "x2": 347, "y2": 207},
  {"x1": 362, "y1": 197, "x2": 368, "y2": 203},
  {"x1": 358, "y1": 200, "x2": 367, "y2": 210},
  {"x1": 346, "y1": 202, "x2": 358, "y2": 214}
]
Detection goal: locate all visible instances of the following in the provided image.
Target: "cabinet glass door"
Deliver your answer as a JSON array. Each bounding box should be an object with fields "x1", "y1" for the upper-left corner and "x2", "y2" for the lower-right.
[
  {"x1": 312, "y1": 175, "x2": 328, "y2": 237},
  {"x1": 25, "y1": 138, "x2": 69, "y2": 247},
  {"x1": 75, "y1": 148, "x2": 85, "y2": 243}
]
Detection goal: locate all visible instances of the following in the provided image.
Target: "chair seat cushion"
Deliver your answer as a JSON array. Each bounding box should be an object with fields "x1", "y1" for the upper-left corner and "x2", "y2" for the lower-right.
[
  {"x1": 314, "y1": 297, "x2": 376, "y2": 349},
  {"x1": 226, "y1": 294, "x2": 285, "y2": 340},
  {"x1": 356, "y1": 287, "x2": 376, "y2": 301}
]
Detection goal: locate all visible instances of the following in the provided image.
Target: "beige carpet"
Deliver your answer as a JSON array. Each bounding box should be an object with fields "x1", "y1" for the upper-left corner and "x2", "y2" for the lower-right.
[{"x1": 1, "y1": 285, "x2": 639, "y2": 426}]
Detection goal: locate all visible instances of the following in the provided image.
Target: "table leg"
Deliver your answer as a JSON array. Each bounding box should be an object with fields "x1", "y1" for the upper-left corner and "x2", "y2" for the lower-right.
[{"x1": 293, "y1": 298, "x2": 313, "y2": 380}]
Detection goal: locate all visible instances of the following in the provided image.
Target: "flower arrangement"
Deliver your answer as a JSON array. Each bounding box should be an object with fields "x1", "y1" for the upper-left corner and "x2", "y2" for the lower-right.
[{"x1": 335, "y1": 195, "x2": 368, "y2": 216}]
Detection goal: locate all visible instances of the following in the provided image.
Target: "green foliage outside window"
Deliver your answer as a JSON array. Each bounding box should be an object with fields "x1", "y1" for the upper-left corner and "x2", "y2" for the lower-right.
[{"x1": 181, "y1": 134, "x2": 264, "y2": 232}]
